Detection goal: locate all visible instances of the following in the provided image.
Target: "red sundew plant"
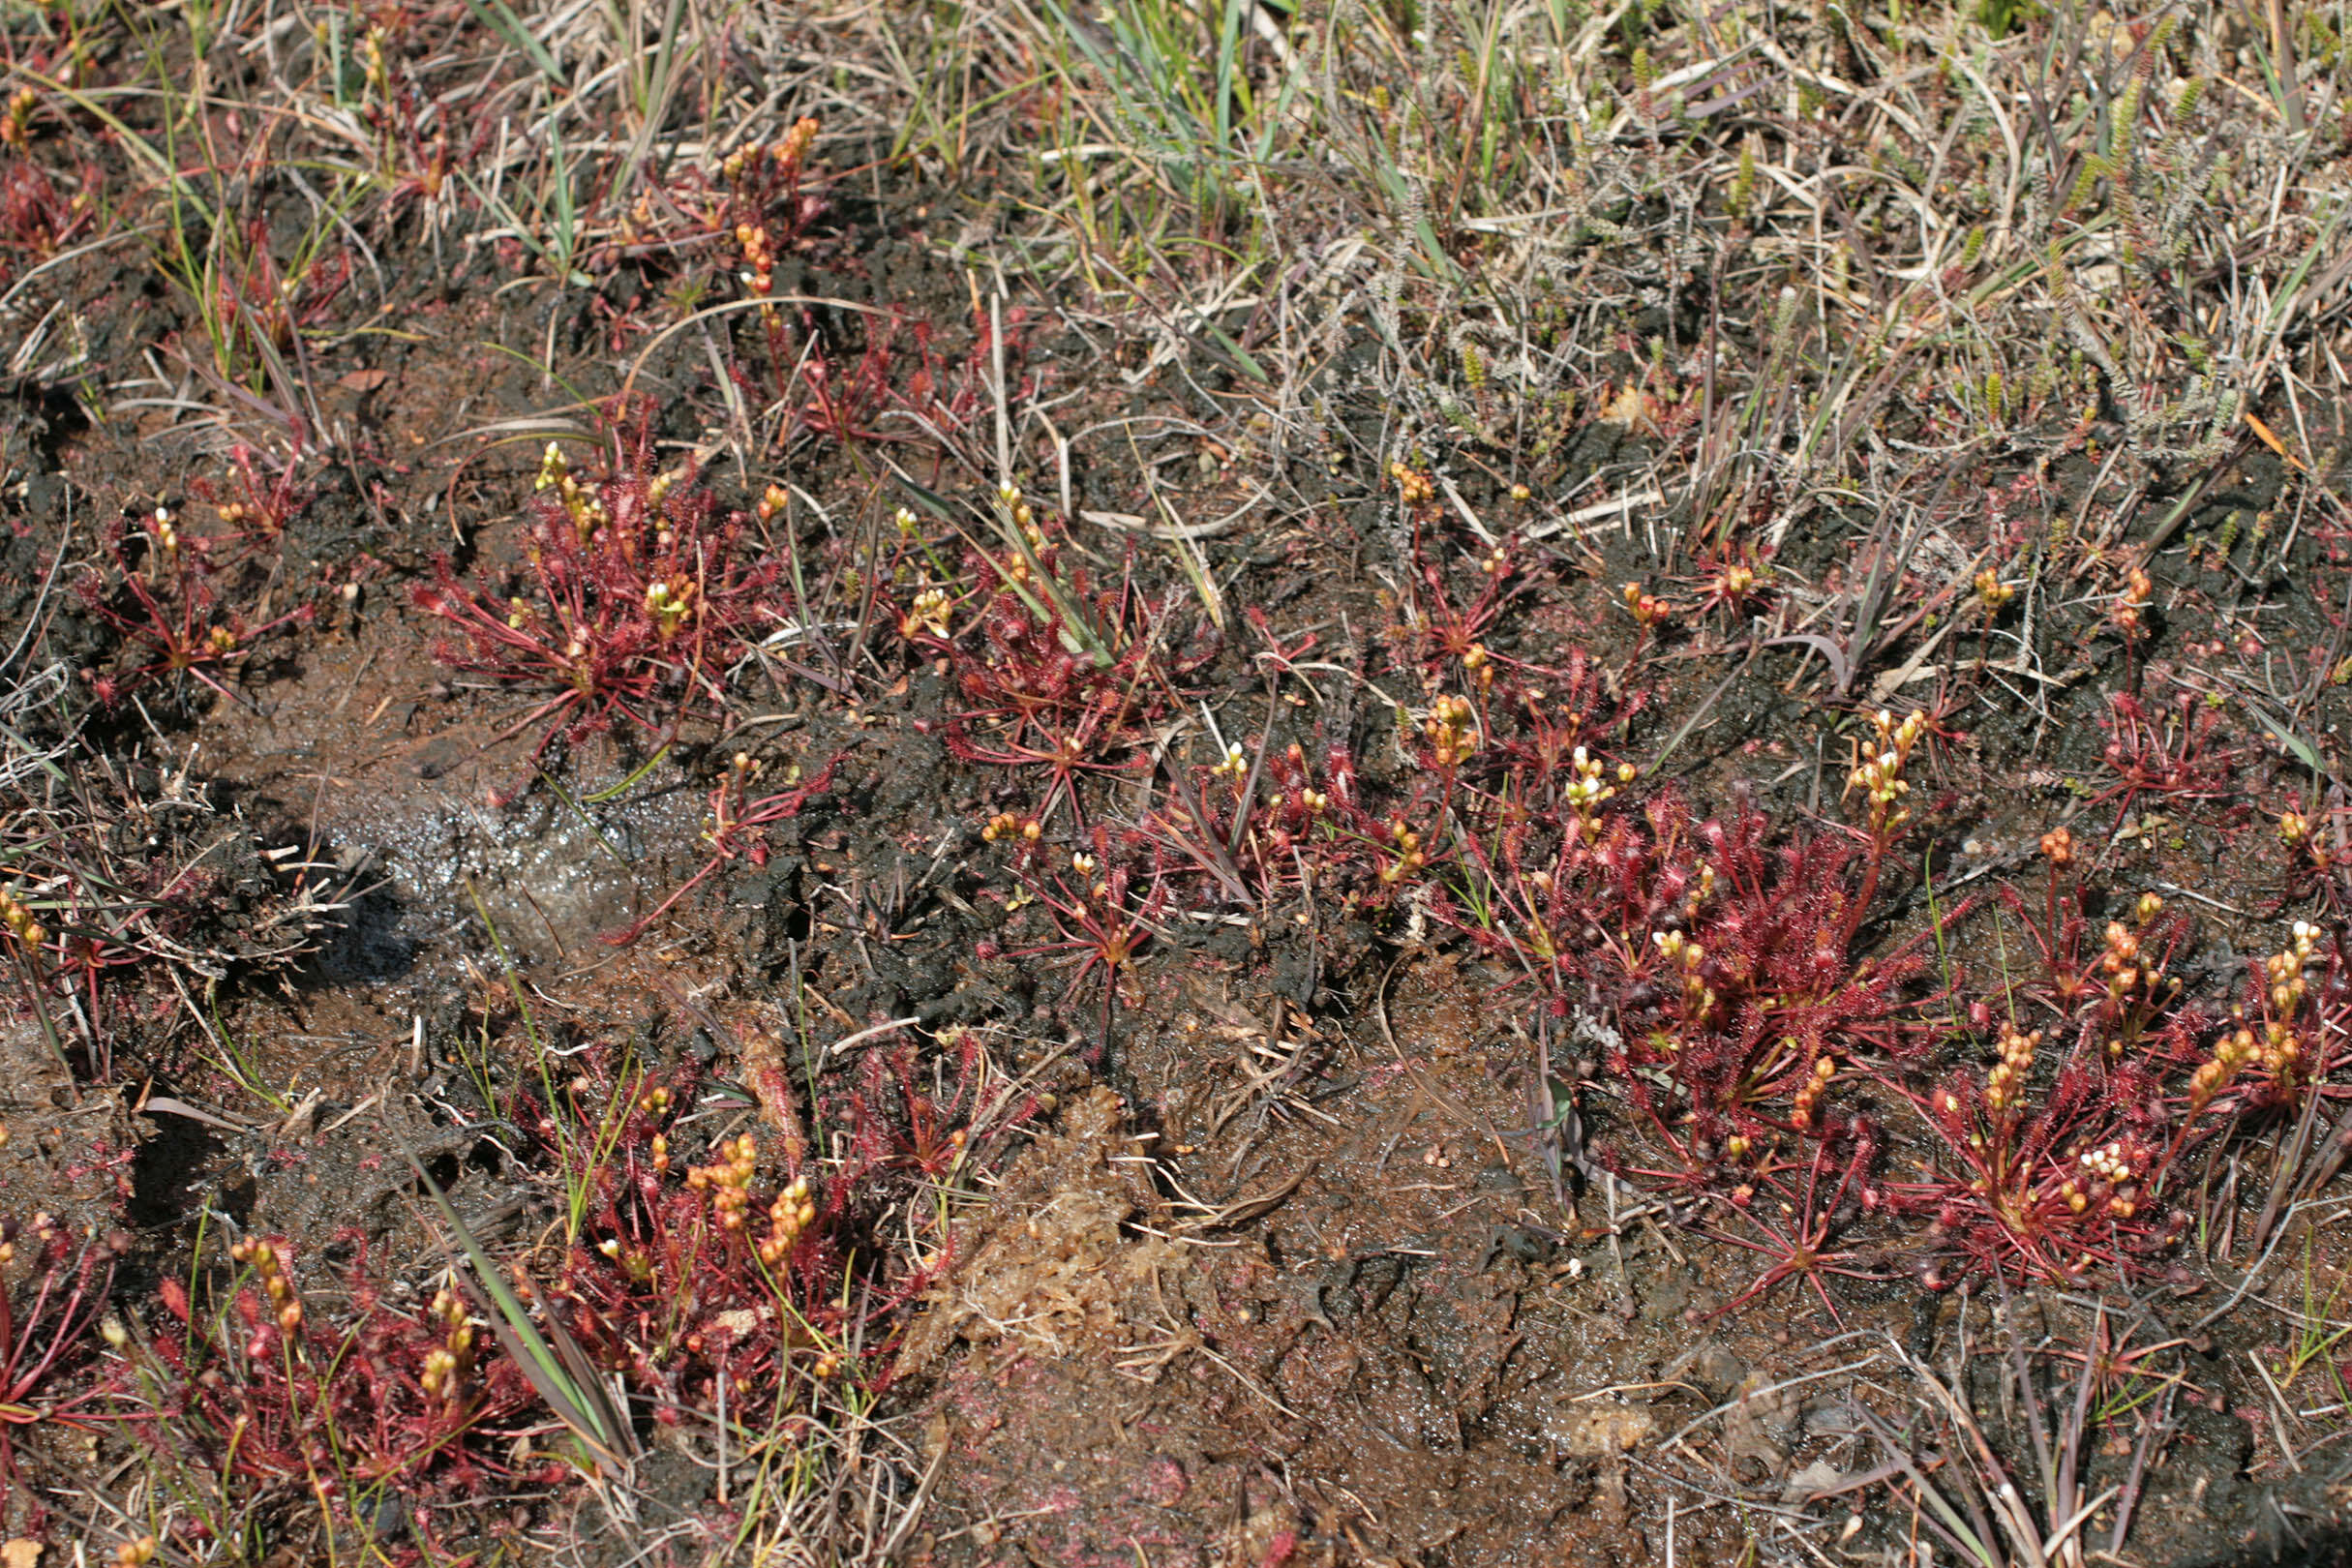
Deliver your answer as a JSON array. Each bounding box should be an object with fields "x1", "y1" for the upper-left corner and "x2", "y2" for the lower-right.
[
  {"x1": 134, "y1": 1234, "x2": 544, "y2": 1548},
  {"x1": 1296, "y1": 740, "x2": 1454, "y2": 904},
  {"x1": 1838, "y1": 707, "x2": 1930, "y2": 946},
  {"x1": 1699, "y1": 1126, "x2": 1889, "y2": 1322},
  {"x1": 927, "y1": 545, "x2": 1184, "y2": 737},
  {"x1": 1375, "y1": 576, "x2": 1647, "y2": 881},
  {"x1": 832, "y1": 1033, "x2": 1044, "y2": 1193},
  {"x1": 209, "y1": 217, "x2": 352, "y2": 358},
  {"x1": 1433, "y1": 782, "x2": 1950, "y2": 1191},
  {"x1": 1117, "y1": 731, "x2": 1460, "y2": 918},
  {"x1": 600, "y1": 118, "x2": 828, "y2": 283},
  {"x1": 944, "y1": 690, "x2": 1154, "y2": 831},
  {"x1": 2204, "y1": 920, "x2": 2349, "y2": 1120},
  {"x1": 1617, "y1": 578, "x2": 1671, "y2": 660},
  {"x1": 356, "y1": 63, "x2": 478, "y2": 230},
  {"x1": 452, "y1": 1069, "x2": 799, "y2": 1429},
  {"x1": 1023, "y1": 855, "x2": 1163, "y2": 989},
  {"x1": 0, "y1": 156, "x2": 97, "y2": 277},
  {"x1": 605, "y1": 749, "x2": 845, "y2": 946},
  {"x1": 0, "y1": 1218, "x2": 123, "y2": 1515},
  {"x1": 1885, "y1": 1016, "x2": 2205, "y2": 1289},
  {"x1": 1682, "y1": 543, "x2": 1777, "y2": 622},
  {"x1": 792, "y1": 315, "x2": 906, "y2": 444},
  {"x1": 792, "y1": 310, "x2": 981, "y2": 447},
  {"x1": 1124, "y1": 736, "x2": 1278, "y2": 911},
  {"x1": 1393, "y1": 549, "x2": 1654, "y2": 822},
  {"x1": 1473, "y1": 648, "x2": 1649, "y2": 808},
  {"x1": 1615, "y1": 807, "x2": 1952, "y2": 1184},
  {"x1": 2088, "y1": 689, "x2": 2237, "y2": 831},
  {"x1": 413, "y1": 411, "x2": 781, "y2": 762},
  {"x1": 1005, "y1": 830, "x2": 1173, "y2": 1040},
  {"x1": 75, "y1": 516, "x2": 316, "y2": 708},
  {"x1": 889, "y1": 313, "x2": 1014, "y2": 445},
  {"x1": 920, "y1": 530, "x2": 1213, "y2": 833},
  {"x1": 1433, "y1": 779, "x2": 1692, "y2": 1010},
  {"x1": 2274, "y1": 801, "x2": 2350, "y2": 908},
  {"x1": 1876, "y1": 889, "x2": 2219, "y2": 1289},
  {"x1": 516, "y1": 1049, "x2": 1002, "y2": 1442},
  {"x1": 1137, "y1": 739, "x2": 1364, "y2": 912},
  {"x1": 692, "y1": 119, "x2": 1021, "y2": 453},
  {"x1": 188, "y1": 441, "x2": 310, "y2": 548},
  {"x1": 547, "y1": 1106, "x2": 842, "y2": 1429},
  {"x1": 1997, "y1": 835, "x2": 2195, "y2": 1051},
  {"x1": 1401, "y1": 537, "x2": 1524, "y2": 679},
  {"x1": 739, "y1": 298, "x2": 1021, "y2": 453}
]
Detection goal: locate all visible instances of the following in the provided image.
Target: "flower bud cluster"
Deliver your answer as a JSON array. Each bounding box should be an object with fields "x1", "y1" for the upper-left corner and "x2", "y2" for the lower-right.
[
  {"x1": 759, "y1": 1176, "x2": 816, "y2": 1267},
  {"x1": 1652, "y1": 929, "x2": 1714, "y2": 1019},
  {"x1": 231, "y1": 1237, "x2": 303, "y2": 1334},
  {"x1": 1565, "y1": 746, "x2": 1614, "y2": 839},
  {"x1": 1461, "y1": 641, "x2": 1494, "y2": 690},
  {"x1": 2190, "y1": 1028, "x2": 2257, "y2": 1114},
  {"x1": 1424, "y1": 695, "x2": 1477, "y2": 769},
  {"x1": 687, "y1": 1134, "x2": 761, "y2": 1232},
  {"x1": 2111, "y1": 564, "x2": 2154, "y2": 634},
  {"x1": 1983, "y1": 1028, "x2": 2039, "y2": 1118},
  {"x1": 1621, "y1": 582, "x2": 1666, "y2": 627},
  {"x1": 720, "y1": 117, "x2": 819, "y2": 185},
  {"x1": 1, "y1": 87, "x2": 37, "y2": 150},
  {"x1": 2057, "y1": 1140, "x2": 2142, "y2": 1219},
  {"x1": 1377, "y1": 820, "x2": 1428, "y2": 886},
  {"x1": 776, "y1": 115, "x2": 819, "y2": 172},
  {"x1": 2096, "y1": 914, "x2": 2171, "y2": 1005},
  {"x1": 737, "y1": 223, "x2": 776, "y2": 297},
  {"x1": 995, "y1": 481, "x2": 1038, "y2": 533},
  {"x1": 2090, "y1": 896, "x2": 2187, "y2": 1059},
  {"x1": 1848, "y1": 708, "x2": 1927, "y2": 816},
  {"x1": 419, "y1": 1286, "x2": 476, "y2": 1403},
  {"x1": 595, "y1": 1233, "x2": 653, "y2": 1282},
  {"x1": 533, "y1": 441, "x2": 607, "y2": 542},
  {"x1": 0, "y1": 885, "x2": 45, "y2": 950},
  {"x1": 2266, "y1": 920, "x2": 2321, "y2": 1014},
  {"x1": 1388, "y1": 463, "x2": 1434, "y2": 506},
  {"x1": 645, "y1": 576, "x2": 699, "y2": 639},
  {"x1": 900, "y1": 586, "x2": 951, "y2": 641},
  {"x1": 2257, "y1": 1021, "x2": 2304, "y2": 1093},
  {"x1": 149, "y1": 503, "x2": 180, "y2": 561},
  {"x1": 1791, "y1": 1051, "x2": 1836, "y2": 1128}
]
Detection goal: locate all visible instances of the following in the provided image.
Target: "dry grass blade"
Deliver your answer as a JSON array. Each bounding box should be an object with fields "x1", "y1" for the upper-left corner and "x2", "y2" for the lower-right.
[{"x1": 1875, "y1": 1321, "x2": 2123, "y2": 1568}]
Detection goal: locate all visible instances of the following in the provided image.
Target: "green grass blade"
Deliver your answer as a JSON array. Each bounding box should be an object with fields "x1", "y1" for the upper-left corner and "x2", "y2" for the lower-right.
[
  {"x1": 462, "y1": 0, "x2": 567, "y2": 85},
  {"x1": 409, "y1": 1159, "x2": 634, "y2": 1473}
]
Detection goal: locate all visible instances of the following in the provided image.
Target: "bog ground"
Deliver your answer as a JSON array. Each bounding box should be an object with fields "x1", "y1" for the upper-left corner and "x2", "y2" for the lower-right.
[{"x1": 3, "y1": 0, "x2": 2352, "y2": 1563}]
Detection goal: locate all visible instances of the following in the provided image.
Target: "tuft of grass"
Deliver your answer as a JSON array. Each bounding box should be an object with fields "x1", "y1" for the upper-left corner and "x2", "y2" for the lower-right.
[{"x1": 410, "y1": 1160, "x2": 637, "y2": 1480}]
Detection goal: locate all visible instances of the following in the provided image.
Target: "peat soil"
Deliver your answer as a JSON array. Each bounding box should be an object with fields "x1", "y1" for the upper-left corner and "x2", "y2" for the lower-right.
[{"x1": 5, "y1": 107, "x2": 2352, "y2": 1568}]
